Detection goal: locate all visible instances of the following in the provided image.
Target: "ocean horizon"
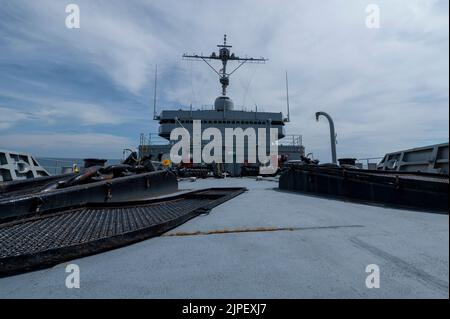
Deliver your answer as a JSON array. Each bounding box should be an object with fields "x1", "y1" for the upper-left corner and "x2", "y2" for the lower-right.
[{"x1": 37, "y1": 157, "x2": 121, "y2": 175}]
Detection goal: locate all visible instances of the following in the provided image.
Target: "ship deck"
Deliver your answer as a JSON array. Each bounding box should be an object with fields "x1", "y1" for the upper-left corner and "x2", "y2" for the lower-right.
[{"x1": 0, "y1": 177, "x2": 448, "y2": 298}]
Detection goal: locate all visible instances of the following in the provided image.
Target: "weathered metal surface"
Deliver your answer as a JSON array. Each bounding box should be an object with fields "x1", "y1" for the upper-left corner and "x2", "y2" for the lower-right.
[
  {"x1": 0, "y1": 150, "x2": 49, "y2": 182},
  {"x1": 0, "y1": 170, "x2": 178, "y2": 222},
  {"x1": 279, "y1": 165, "x2": 449, "y2": 213},
  {"x1": 0, "y1": 187, "x2": 246, "y2": 277},
  {"x1": 175, "y1": 167, "x2": 210, "y2": 178},
  {"x1": 377, "y1": 142, "x2": 449, "y2": 174},
  {"x1": 315, "y1": 112, "x2": 337, "y2": 164},
  {"x1": 0, "y1": 173, "x2": 75, "y2": 198}
]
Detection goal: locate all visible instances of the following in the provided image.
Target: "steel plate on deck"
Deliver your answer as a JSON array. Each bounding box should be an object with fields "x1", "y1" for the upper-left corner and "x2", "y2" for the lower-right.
[
  {"x1": 0, "y1": 187, "x2": 246, "y2": 277},
  {"x1": 279, "y1": 165, "x2": 449, "y2": 213},
  {"x1": 0, "y1": 170, "x2": 179, "y2": 222}
]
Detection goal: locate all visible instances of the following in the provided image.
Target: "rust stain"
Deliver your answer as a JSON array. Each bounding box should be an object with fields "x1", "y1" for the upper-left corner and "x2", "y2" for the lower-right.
[
  {"x1": 162, "y1": 225, "x2": 363, "y2": 237},
  {"x1": 163, "y1": 227, "x2": 298, "y2": 237}
]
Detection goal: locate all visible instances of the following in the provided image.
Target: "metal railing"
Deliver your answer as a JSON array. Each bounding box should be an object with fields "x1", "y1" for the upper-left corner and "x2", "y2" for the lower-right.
[
  {"x1": 36, "y1": 158, "x2": 83, "y2": 175},
  {"x1": 140, "y1": 133, "x2": 303, "y2": 147},
  {"x1": 355, "y1": 157, "x2": 383, "y2": 169},
  {"x1": 140, "y1": 133, "x2": 171, "y2": 146},
  {"x1": 277, "y1": 135, "x2": 303, "y2": 147}
]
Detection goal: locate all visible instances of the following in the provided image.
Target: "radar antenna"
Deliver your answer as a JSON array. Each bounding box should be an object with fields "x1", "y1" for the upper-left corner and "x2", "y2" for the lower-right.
[{"x1": 183, "y1": 34, "x2": 267, "y2": 97}]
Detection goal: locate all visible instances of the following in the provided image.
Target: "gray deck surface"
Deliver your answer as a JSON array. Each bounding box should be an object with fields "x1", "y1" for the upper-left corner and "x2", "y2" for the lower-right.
[{"x1": 0, "y1": 177, "x2": 448, "y2": 298}]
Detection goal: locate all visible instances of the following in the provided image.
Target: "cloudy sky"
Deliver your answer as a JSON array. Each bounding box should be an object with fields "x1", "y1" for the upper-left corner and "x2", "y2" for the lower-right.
[{"x1": 0, "y1": 0, "x2": 448, "y2": 161}]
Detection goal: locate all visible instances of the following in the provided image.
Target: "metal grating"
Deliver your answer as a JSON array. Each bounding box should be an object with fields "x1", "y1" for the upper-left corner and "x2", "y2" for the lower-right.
[
  {"x1": 0, "y1": 199, "x2": 210, "y2": 258},
  {"x1": 0, "y1": 187, "x2": 246, "y2": 276}
]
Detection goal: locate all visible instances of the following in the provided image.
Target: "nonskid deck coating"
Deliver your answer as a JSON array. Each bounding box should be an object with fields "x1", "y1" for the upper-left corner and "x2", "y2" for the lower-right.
[{"x1": 0, "y1": 178, "x2": 448, "y2": 298}]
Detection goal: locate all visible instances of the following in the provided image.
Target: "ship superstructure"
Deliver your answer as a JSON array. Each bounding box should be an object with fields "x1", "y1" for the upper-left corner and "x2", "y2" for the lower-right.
[{"x1": 140, "y1": 35, "x2": 304, "y2": 175}]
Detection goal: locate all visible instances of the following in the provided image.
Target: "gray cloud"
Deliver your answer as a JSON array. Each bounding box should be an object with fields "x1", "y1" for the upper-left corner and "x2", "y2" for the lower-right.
[
  {"x1": 0, "y1": 133, "x2": 133, "y2": 158},
  {"x1": 0, "y1": 97, "x2": 125, "y2": 129},
  {"x1": 0, "y1": 0, "x2": 448, "y2": 161},
  {"x1": 0, "y1": 107, "x2": 29, "y2": 130}
]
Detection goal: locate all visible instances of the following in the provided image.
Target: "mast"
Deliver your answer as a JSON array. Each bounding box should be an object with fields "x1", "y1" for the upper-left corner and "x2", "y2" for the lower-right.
[
  {"x1": 153, "y1": 64, "x2": 158, "y2": 120},
  {"x1": 285, "y1": 70, "x2": 290, "y2": 122},
  {"x1": 183, "y1": 35, "x2": 267, "y2": 97}
]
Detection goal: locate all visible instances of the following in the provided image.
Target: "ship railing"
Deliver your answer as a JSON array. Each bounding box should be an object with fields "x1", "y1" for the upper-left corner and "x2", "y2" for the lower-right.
[
  {"x1": 140, "y1": 133, "x2": 172, "y2": 146},
  {"x1": 276, "y1": 135, "x2": 303, "y2": 147},
  {"x1": 355, "y1": 157, "x2": 383, "y2": 169},
  {"x1": 36, "y1": 158, "x2": 83, "y2": 175},
  {"x1": 141, "y1": 133, "x2": 303, "y2": 146},
  {"x1": 161, "y1": 104, "x2": 284, "y2": 112}
]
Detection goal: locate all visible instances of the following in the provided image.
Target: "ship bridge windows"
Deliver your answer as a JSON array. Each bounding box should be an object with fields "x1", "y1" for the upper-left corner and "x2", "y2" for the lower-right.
[
  {"x1": 177, "y1": 119, "x2": 194, "y2": 124},
  {"x1": 172, "y1": 119, "x2": 280, "y2": 126},
  {"x1": 160, "y1": 119, "x2": 176, "y2": 124}
]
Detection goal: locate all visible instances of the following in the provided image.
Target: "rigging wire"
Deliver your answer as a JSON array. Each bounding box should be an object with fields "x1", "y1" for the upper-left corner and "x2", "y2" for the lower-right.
[
  {"x1": 240, "y1": 63, "x2": 257, "y2": 111},
  {"x1": 188, "y1": 59, "x2": 198, "y2": 108}
]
